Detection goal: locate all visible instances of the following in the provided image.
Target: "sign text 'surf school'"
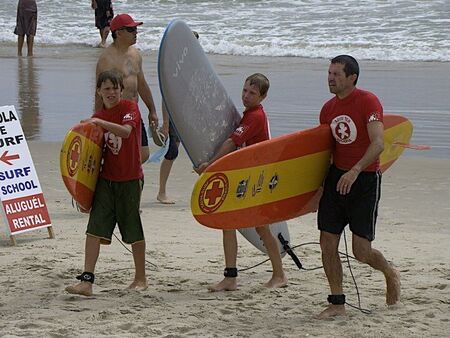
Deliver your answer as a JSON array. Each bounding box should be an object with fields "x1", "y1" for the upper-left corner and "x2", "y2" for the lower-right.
[{"x1": 0, "y1": 105, "x2": 52, "y2": 239}]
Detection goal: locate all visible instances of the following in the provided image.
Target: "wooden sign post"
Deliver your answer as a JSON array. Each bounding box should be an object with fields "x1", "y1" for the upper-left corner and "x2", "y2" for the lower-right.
[{"x1": 0, "y1": 105, "x2": 53, "y2": 245}]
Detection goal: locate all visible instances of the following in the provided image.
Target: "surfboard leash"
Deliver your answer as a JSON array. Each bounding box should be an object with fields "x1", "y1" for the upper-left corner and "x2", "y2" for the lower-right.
[
  {"x1": 112, "y1": 232, "x2": 158, "y2": 269},
  {"x1": 279, "y1": 232, "x2": 372, "y2": 315},
  {"x1": 70, "y1": 198, "x2": 158, "y2": 269},
  {"x1": 238, "y1": 238, "x2": 323, "y2": 273},
  {"x1": 277, "y1": 233, "x2": 303, "y2": 270},
  {"x1": 342, "y1": 229, "x2": 372, "y2": 315},
  {"x1": 238, "y1": 232, "x2": 372, "y2": 315}
]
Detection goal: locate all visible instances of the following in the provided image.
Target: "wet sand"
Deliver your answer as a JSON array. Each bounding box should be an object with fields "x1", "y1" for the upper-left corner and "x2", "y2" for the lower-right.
[{"x1": 0, "y1": 44, "x2": 449, "y2": 155}]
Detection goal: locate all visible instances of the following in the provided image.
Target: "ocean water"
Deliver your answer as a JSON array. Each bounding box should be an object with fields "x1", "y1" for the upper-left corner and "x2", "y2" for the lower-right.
[{"x1": 1, "y1": 0, "x2": 449, "y2": 61}]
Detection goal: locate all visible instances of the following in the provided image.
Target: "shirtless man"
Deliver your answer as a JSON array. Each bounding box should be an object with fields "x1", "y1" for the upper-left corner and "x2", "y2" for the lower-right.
[{"x1": 95, "y1": 13, "x2": 157, "y2": 162}]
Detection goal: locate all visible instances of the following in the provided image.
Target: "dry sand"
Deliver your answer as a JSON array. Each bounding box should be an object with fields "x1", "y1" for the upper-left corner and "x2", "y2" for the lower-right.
[{"x1": 0, "y1": 141, "x2": 449, "y2": 337}]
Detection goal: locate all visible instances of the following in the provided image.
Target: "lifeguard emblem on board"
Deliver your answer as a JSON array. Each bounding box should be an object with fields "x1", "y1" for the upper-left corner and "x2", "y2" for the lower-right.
[
  {"x1": 67, "y1": 136, "x2": 82, "y2": 177},
  {"x1": 199, "y1": 173, "x2": 229, "y2": 214}
]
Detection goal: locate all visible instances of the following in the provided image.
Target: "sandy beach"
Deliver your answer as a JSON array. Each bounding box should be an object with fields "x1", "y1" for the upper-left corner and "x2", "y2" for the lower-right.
[
  {"x1": 1, "y1": 45, "x2": 450, "y2": 337},
  {"x1": 1, "y1": 142, "x2": 449, "y2": 337}
]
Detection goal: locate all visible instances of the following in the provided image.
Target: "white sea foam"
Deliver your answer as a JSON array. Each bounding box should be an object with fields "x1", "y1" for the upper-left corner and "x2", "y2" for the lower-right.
[{"x1": 1, "y1": 0, "x2": 449, "y2": 61}]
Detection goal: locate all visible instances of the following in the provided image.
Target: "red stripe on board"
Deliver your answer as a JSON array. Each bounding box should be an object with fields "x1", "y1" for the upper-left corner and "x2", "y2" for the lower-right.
[
  {"x1": 208, "y1": 125, "x2": 333, "y2": 171},
  {"x1": 62, "y1": 176, "x2": 95, "y2": 211},
  {"x1": 380, "y1": 160, "x2": 395, "y2": 173},
  {"x1": 72, "y1": 123, "x2": 104, "y2": 147},
  {"x1": 207, "y1": 115, "x2": 407, "y2": 172},
  {"x1": 194, "y1": 190, "x2": 321, "y2": 230},
  {"x1": 383, "y1": 114, "x2": 408, "y2": 129}
]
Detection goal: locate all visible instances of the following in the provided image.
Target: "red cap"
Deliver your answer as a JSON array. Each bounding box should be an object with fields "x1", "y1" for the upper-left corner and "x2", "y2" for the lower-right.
[{"x1": 110, "y1": 14, "x2": 143, "y2": 32}]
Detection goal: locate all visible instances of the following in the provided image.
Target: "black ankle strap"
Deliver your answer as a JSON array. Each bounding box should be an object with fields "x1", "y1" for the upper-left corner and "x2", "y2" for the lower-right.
[
  {"x1": 327, "y1": 294, "x2": 345, "y2": 305},
  {"x1": 224, "y1": 268, "x2": 238, "y2": 278},
  {"x1": 76, "y1": 272, "x2": 95, "y2": 284}
]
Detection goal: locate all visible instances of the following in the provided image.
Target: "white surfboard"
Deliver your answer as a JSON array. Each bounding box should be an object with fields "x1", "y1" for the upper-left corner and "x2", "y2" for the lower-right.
[
  {"x1": 158, "y1": 19, "x2": 240, "y2": 168},
  {"x1": 158, "y1": 19, "x2": 290, "y2": 256}
]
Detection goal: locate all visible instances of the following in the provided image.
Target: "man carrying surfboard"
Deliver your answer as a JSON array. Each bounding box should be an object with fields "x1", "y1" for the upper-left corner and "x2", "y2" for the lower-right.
[
  {"x1": 316, "y1": 55, "x2": 401, "y2": 319},
  {"x1": 195, "y1": 73, "x2": 288, "y2": 291},
  {"x1": 95, "y1": 13, "x2": 158, "y2": 163},
  {"x1": 65, "y1": 70, "x2": 147, "y2": 296}
]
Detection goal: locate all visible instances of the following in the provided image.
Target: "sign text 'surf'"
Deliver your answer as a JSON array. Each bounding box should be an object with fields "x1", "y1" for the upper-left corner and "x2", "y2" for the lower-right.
[{"x1": 0, "y1": 105, "x2": 52, "y2": 244}]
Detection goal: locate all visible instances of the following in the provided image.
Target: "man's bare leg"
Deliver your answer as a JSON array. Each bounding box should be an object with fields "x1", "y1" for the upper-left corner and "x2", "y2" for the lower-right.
[
  {"x1": 26, "y1": 35, "x2": 34, "y2": 57},
  {"x1": 101, "y1": 27, "x2": 110, "y2": 47},
  {"x1": 128, "y1": 240, "x2": 148, "y2": 290},
  {"x1": 208, "y1": 230, "x2": 238, "y2": 292},
  {"x1": 256, "y1": 225, "x2": 288, "y2": 288},
  {"x1": 386, "y1": 268, "x2": 401, "y2": 305},
  {"x1": 17, "y1": 35, "x2": 24, "y2": 56},
  {"x1": 352, "y1": 235, "x2": 401, "y2": 306},
  {"x1": 157, "y1": 158, "x2": 175, "y2": 204},
  {"x1": 97, "y1": 28, "x2": 105, "y2": 48},
  {"x1": 315, "y1": 231, "x2": 347, "y2": 319},
  {"x1": 65, "y1": 235, "x2": 101, "y2": 296}
]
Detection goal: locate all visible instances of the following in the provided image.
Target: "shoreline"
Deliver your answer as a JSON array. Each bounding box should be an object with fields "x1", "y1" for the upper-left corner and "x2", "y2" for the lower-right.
[{"x1": 1, "y1": 44, "x2": 449, "y2": 158}]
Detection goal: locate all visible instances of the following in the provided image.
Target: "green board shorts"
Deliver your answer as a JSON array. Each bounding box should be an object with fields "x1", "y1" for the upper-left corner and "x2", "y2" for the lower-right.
[{"x1": 87, "y1": 178, "x2": 144, "y2": 244}]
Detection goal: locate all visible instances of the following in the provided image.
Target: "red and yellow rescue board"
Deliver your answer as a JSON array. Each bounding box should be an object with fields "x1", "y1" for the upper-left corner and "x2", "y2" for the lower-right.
[
  {"x1": 191, "y1": 114, "x2": 413, "y2": 230},
  {"x1": 60, "y1": 123, "x2": 104, "y2": 212},
  {"x1": 380, "y1": 115, "x2": 413, "y2": 172}
]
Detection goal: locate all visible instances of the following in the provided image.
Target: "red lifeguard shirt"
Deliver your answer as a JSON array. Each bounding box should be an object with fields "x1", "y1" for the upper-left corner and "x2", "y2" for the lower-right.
[
  {"x1": 93, "y1": 99, "x2": 143, "y2": 181},
  {"x1": 320, "y1": 88, "x2": 383, "y2": 172},
  {"x1": 230, "y1": 104, "x2": 270, "y2": 147}
]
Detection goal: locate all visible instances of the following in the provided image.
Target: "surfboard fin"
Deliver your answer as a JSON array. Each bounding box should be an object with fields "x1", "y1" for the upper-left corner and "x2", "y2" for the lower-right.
[{"x1": 277, "y1": 233, "x2": 303, "y2": 270}]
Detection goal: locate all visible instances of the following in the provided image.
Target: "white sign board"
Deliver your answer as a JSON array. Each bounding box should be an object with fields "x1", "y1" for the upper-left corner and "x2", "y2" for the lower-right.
[{"x1": 0, "y1": 105, "x2": 51, "y2": 235}]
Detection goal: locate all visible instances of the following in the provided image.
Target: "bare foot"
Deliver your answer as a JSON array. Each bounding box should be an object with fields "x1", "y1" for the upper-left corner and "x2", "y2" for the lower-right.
[
  {"x1": 314, "y1": 304, "x2": 347, "y2": 320},
  {"x1": 386, "y1": 268, "x2": 401, "y2": 305},
  {"x1": 157, "y1": 193, "x2": 175, "y2": 204},
  {"x1": 65, "y1": 281, "x2": 93, "y2": 296},
  {"x1": 208, "y1": 277, "x2": 237, "y2": 292},
  {"x1": 263, "y1": 273, "x2": 288, "y2": 288},
  {"x1": 127, "y1": 279, "x2": 148, "y2": 291}
]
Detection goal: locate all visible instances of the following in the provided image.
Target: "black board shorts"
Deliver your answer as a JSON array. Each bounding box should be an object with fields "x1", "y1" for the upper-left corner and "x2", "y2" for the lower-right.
[
  {"x1": 164, "y1": 121, "x2": 180, "y2": 160},
  {"x1": 94, "y1": 1, "x2": 113, "y2": 30},
  {"x1": 318, "y1": 165, "x2": 382, "y2": 241},
  {"x1": 14, "y1": 0, "x2": 37, "y2": 36},
  {"x1": 141, "y1": 119, "x2": 148, "y2": 147}
]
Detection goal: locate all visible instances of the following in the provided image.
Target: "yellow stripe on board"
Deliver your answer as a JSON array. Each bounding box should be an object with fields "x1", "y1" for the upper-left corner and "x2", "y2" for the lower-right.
[
  {"x1": 60, "y1": 132, "x2": 102, "y2": 191},
  {"x1": 380, "y1": 120, "x2": 413, "y2": 166},
  {"x1": 192, "y1": 150, "x2": 330, "y2": 215}
]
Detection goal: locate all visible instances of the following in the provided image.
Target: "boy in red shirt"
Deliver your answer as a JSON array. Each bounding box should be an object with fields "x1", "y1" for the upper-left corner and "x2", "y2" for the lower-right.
[
  {"x1": 196, "y1": 73, "x2": 287, "y2": 291},
  {"x1": 66, "y1": 70, "x2": 147, "y2": 296}
]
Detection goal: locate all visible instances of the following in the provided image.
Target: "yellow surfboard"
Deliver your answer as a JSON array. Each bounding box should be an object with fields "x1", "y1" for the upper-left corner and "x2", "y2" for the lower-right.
[
  {"x1": 191, "y1": 114, "x2": 414, "y2": 230},
  {"x1": 380, "y1": 115, "x2": 413, "y2": 172},
  {"x1": 60, "y1": 123, "x2": 104, "y2": 212}
]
